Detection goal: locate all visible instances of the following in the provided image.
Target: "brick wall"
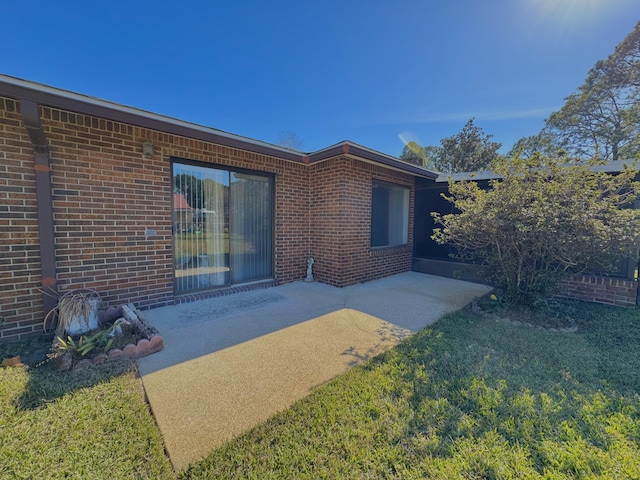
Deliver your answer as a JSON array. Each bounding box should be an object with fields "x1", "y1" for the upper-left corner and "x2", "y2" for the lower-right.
[
  {"x1": 308, "y1": 157, "x2": 349, "y2": 285},
  {"x1": 310, "y1": 156, "x2": 414, "y2": 287},
  {"x1": 0, "y1": 93, "x2": 419, "y2": 343},
  {"x1": 0, "y1": 97, "x2": 43, "y2": 342},
  {"x1": 0, "y1": 95, "x2": 310, "y2": 341},
  {"x1": 413, "y1": 258, "x2": 639, "y2": 308},
  {"x1": 558, "y1": 274, "x2": 637, "y2": 307},
  {"x1": 42, "y1": 106, "x2": 175, "y2": 313}
]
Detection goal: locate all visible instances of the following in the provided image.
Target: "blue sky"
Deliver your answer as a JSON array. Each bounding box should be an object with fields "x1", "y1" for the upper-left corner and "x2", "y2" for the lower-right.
[{"x1": 4, "y1": 0, "x2": 640, "y2": 156}]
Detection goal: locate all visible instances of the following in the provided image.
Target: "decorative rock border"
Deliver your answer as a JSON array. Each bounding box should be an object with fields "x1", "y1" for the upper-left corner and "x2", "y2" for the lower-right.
[
  {"x1": 470, "y1": 296, "x2": 578, "y2": 334},
  {"x1": 58, "y1": 304, "x2": 164, "y2": 371}
]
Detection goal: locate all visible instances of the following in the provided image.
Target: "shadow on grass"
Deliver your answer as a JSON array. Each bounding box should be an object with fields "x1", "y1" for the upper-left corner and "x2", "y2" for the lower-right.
[
  {"x1": 0, "y1": 334, "x2": 137, "y2": 411},
  {"x1": 1, "y1": 339, "x2": 174, "y2": 479},
  {"x1": 29, "y1": 361, "x2": 137, "y2": 411}
]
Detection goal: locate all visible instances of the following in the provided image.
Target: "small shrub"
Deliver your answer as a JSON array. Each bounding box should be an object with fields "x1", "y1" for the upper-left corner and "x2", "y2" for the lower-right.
[{"x1": 56, "y1": 320, "x2": 127, "y2": 357}]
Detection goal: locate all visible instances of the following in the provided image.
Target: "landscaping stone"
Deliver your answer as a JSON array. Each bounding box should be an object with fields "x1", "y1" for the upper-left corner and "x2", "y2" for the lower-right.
[
  {"x1": 74, "y1": 359, "x2": 92, "y2": 370},
  {"x1": 98, "y1": 305, "x2": 124, "y2": 325},
  {"x1": 135, "y1": 338, "x2": 151, "y2": 357},
  {"x1": 57, "y1": 353, "x2": 73, "y2": 371},
  {"x1": 122, "y1": 343, "x2": 138, "y2": 358},
  {"x1": 92, "y1": 353, "x2": 108, "y2": 365},
  {"x1": 1, "y1": 356, "x2": 25, "y2": 368},
  {"x1": 149, "y1": 335, "x2": 164, "y2": 353},
  {"x1": 108, "y1": 349, "x2": 123, "y2": 360}
]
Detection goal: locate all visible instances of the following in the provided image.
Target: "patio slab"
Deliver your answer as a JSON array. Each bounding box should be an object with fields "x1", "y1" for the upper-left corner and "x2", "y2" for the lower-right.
[{"x1": 136, "y1": 272, "x2": 490, "y2": 470}]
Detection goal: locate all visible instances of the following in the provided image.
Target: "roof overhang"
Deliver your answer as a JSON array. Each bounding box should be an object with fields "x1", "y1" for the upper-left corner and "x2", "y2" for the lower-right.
[
  {"x1": 306, "y1": 141, "x2": 438, "y2": 180},
  {"x1": 0, "y1": 74, "x2": 438, "y2": 180},
  {"x1": 436, "y1": 170, "x2": 499, "y2": 183},
  {"x1": 435, "y1": 160, "x2": 639, "y2": 183},
  {"x1": 0, "y1": 75, "x2": 304, "y2": 162}
]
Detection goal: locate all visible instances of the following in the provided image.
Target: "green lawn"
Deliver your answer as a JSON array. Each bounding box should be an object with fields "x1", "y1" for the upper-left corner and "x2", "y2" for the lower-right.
[
  {"x1": 0, "y1": 341, "x2": 173, "y2": 480},
  {"x1": 2, "y1": 302, "x2": 639, "y2": 479},
  {"x1": 174, "y1": 233, "x2": 253, "y2": 258}
]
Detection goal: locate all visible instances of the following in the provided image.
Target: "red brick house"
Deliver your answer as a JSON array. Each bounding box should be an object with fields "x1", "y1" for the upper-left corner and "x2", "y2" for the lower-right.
[{"x1": 0, "y1": 75, "x2": 437, "y2": 342}]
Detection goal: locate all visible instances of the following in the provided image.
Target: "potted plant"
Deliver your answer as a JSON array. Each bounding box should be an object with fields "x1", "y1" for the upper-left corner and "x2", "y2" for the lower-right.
[{"x1": 44, "y1": 289, "x2": 102, "y2": 337}]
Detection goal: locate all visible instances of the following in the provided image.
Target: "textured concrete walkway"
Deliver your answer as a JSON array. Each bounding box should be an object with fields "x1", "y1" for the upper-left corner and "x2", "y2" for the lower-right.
[{"x1": 136, "y1": 272, "x2": 490, "y2": 470}]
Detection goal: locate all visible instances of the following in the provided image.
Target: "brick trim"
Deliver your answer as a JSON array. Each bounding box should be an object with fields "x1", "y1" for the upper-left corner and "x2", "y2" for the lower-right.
[{"x1": 558, "y1": 274, "x2": 637, "y2": 307}]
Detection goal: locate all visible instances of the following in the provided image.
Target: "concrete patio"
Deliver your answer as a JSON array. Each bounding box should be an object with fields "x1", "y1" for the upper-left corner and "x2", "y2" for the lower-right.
[{"x1": 136, "y1": 272, "x2": 490, "y2": 470}]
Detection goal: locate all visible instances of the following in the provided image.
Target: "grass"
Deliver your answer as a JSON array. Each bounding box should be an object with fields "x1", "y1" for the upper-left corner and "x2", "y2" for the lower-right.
[
  {"x1": 181, "y1": 302, "x2": 640, "y2": 479},
  {"x1": 0, "y1": 339, "x2": 173, "y2": 480},
  {"x1": 2, "y1": 301, "x2": 639, "y2": 479},
  {"x1": 174, "y1": 232, "x2": 253, "y2": 258}
]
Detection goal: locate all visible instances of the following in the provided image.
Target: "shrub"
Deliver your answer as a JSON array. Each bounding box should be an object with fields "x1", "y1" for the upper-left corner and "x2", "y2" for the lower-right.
[{"x1": 432, "y1": 155, "x2": 640, "y2": 306}]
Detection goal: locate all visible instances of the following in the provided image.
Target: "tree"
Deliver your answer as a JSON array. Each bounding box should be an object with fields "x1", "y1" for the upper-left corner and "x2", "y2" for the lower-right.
[
  {"x1": 400, "y1": 141, "x2": 441, "y2": 168},
  {"x1": 545, "y1": 21, "x2": 640, "y2": 161},
  {"x1": 432, "y1": 154, "x2": 640, "y2": 306},
  {"x1": 436, "y1": 118, "x2": 502, "y2": 173},
  {"x1": 278, "y1": 131, "x2": 304, "y2": 151},
  {"x1": 174, "y1": 174, "x2": 204, "y2": 209},
  {"x1": 400, "y1": 141, "x2": 425, "y2": 166},
  {"x1": 594, "y1": 20, "x2": 640, "y2": 90},
  {"x1": 507, "y1": 133, "x2": 565, "y2": 159}
]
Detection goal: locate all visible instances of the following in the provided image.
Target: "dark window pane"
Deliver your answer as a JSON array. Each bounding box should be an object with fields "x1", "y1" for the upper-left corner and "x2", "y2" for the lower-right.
[
  {"x1": 371, "y1": 182, "x2": 409, "y2": 247},
  {"x1": 371, "y1": 185, "x2": 390, "y2": 247}
]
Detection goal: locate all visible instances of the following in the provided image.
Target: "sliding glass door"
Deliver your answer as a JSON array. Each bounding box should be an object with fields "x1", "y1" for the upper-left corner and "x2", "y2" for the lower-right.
[
  {"x1": 172, "y1": 160, "x2": 273, "y2": 293},
  {"x1": 230, "y1": 172, "x2": 273, "y2": 283}
]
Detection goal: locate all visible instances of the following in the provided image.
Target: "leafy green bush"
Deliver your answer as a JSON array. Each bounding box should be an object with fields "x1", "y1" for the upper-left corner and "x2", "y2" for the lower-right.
[{"x1": 432, "y1": 155, "x2": 640, "y2": 306}]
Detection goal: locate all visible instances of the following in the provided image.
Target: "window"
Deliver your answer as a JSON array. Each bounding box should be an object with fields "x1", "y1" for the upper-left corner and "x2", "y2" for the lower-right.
[
  {"x1": 172, "y1": 160, "x2": 273, "y2": 293},
  {"x1": 370, "y1": 182, "x2": 409, "y2": 247}
]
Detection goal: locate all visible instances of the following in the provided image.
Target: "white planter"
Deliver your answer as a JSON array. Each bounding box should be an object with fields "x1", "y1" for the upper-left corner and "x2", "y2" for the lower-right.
[{"x1": 60, "y1": 296, "x2": 100, "y2": 336}]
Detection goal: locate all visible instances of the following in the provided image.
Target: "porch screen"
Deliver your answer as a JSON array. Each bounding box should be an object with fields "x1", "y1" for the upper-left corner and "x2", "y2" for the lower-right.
[{"x1": 172, "y1": 161, "x2": 273, "y2": 293}]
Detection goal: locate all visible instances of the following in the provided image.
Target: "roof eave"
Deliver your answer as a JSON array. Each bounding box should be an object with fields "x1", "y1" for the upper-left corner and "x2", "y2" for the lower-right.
[
  {"x1": 307, "y1": 141, "x2": 438, "y2": 180},
  {"x1": 0, "y1": 75, "x2": 438, "y2": 180},
  {"x1": 0, "y1": 74, "x2": 305, "y2": 162}
]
